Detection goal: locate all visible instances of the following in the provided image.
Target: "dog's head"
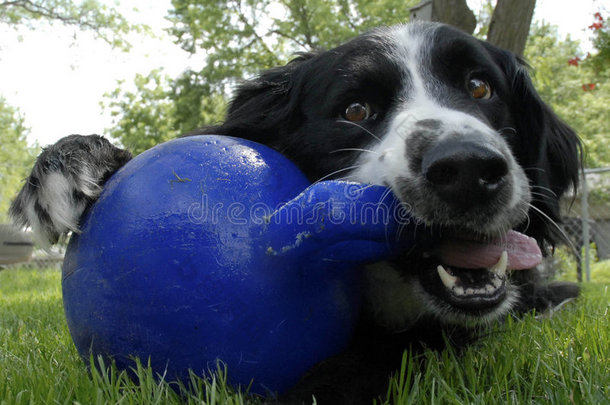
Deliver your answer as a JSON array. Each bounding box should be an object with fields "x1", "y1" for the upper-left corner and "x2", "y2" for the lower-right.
[{"x1": 209, "y1": 22, "x2": 581, "y2": 326}]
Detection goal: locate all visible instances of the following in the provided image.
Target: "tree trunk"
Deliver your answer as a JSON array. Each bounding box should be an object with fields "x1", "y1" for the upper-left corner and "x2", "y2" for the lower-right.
[
  {"x1": 410, "y1": 0, "x2": 477, "y2": 34},
  {"x1": 487, "y1": 0, "x2": 536, "y2": 56},
  {"x1": 432, "y1": 0, "x2": 477, "y2": 34}
]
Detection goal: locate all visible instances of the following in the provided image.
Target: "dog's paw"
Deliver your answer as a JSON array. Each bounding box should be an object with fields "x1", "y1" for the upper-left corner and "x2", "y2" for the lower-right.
[
  {"x1": 10, "y1": 135, "x2": 132, "y2": 245},
  {"x1": 515, "y1": 280, "x2": 580, "y2": 317},
  {"x1": 533, "y1": 281, "x2": 580, "y2": 319}
]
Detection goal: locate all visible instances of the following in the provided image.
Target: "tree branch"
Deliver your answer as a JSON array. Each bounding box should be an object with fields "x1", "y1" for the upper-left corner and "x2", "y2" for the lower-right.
[
  {"x1": 278, "y1": 0, "x2": 316, "y2": 50},
  {"x1": 338, "y1": 0, "x2": 359, "y2": 31},
  {"x1": 293, "y1": 0, "x2": 315, "y2": 49},
  {"x1": 0, "y1": 0, "x2": 133, "y2": 48},
  {"x1": 235, "y1": 0, "x2": 275, "y2": 57},
  {"x1": 268, "y1": 28, "x2": 309, "y2": 49},
  {"x1": 2, "y1": 0, "x2": 85, "y2": 25}
]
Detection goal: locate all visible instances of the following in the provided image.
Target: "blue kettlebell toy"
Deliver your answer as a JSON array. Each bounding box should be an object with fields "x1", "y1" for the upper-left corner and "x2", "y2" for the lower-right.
[{"x1": 62, "y1": 135, "x2": 418, "y2": 395}]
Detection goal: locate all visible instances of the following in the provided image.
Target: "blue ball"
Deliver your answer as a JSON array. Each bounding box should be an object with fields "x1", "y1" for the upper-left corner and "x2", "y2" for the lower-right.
[{"x1": 62, "y1": 135, "x2": 404, "y2": 395}]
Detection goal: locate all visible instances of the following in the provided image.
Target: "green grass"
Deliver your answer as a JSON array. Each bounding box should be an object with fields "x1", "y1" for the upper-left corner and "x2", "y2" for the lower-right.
[
  {"x1": 384, "y1": 282, "x2": 610, "y2": 404},
  {"x1": 590, "y1": 260, "x2": 610, "y2": 284},
  {"x1": 0, "y1": 268, "x2": 252, "y2": 404},
  {"x1": 1, "y1": 267, "x2": 608, "y2": 404}
]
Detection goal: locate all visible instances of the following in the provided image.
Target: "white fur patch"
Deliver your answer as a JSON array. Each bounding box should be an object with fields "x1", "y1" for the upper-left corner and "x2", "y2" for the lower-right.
[
  {"x1": 77, "y1": 165, "x2": 103, "y2": 198},
  {"x1": 27, "y1": 167, "x2": 101, "y2": 244},
  {"x1": 41, "y1": 172, "x2": 80, "y2": 233},
  {"x1": 24, "y1": 199, "x2": 48, "y2": 247},
  {"x1": 353, "y1": 24, "x2": 530, "y2": 328},
  {"x1": 350, "y1": 23, "x2": 531, "y2": 236}
]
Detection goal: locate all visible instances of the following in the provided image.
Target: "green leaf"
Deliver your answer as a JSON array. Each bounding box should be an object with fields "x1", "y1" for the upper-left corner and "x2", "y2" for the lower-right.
[{"x1": 0, "y1": 98, "x2": 36, "y2": 222}]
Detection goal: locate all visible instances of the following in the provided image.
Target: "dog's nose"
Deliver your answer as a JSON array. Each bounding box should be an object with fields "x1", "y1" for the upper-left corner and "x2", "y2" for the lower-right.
[{"x1": 422, "y1": 140, "x2": 509, "y2": 207}]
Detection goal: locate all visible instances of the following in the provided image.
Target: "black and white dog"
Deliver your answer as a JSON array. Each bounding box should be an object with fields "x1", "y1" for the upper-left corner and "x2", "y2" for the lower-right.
[{"x1": 12, "y1": 22, "x2": 581, "y2": 403}]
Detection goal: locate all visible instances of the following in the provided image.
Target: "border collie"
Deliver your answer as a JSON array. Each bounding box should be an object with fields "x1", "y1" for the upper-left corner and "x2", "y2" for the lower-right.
[{"x1": 11, "y1": 22, "x2": 581, "y2": 404}]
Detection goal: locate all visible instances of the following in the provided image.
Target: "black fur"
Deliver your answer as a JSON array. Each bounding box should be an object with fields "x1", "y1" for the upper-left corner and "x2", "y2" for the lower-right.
[
  {"x1": 10, "y1": 22, "x2": 581, "y2": 404},
  {"x1": 200, "y1": 24, "x2": 582, "y2": 403}
]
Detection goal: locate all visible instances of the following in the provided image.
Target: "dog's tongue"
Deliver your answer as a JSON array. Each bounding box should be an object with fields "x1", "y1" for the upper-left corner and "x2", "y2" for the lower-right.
[{"x1": 439, "y1": 230, "x2": 542, "y2": 270}]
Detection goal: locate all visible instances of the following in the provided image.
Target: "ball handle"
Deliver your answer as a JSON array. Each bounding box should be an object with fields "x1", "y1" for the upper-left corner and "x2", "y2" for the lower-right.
[{"x1": 263, "y1": 181, "x2": 419, "y2": 265}]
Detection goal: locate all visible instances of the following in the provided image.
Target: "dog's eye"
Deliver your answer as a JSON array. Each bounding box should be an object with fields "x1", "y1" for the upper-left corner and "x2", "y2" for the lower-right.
[
  {"x1": 344, "y1": 102, "x2": 374, "y2": 122},
  {"x1": 467, "y1": 78, "x2": 492, "y2": 100}
]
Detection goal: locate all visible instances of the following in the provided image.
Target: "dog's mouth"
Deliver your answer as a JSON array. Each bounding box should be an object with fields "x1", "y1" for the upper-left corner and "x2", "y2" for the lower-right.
[
  {"x1": 433, "y1": 256, "x2": 508, "y2": 310},
  {"x1": 415, "y1": 230, "x2": 542, "y2": 313}
]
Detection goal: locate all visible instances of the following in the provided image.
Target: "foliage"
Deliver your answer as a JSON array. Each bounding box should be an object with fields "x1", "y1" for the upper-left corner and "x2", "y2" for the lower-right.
[
  {"x1": 587, "y1": 12, "x2": 609, "y2": 76},
  {"x1": 0, "y1": 0, "x2": 147, "y2": 222},
  {"x1": 1, "y1": 267, "x2": 608, "y2": 404},
  {"x1": 472, "y1": 0, "x2": 494, "y2": 39},
  {"x1": 590, "y1": 259, "x2": 610, "y2": 283},
  {"x1": 106, "y1": 0, "x2": 418, "y2": 155},
  {"x1": 525, "y1": 21, "x2": 610, "y2": 168},
  {"x1": 106, "y1": 3, "x2": 610, "y2": 167},
  {"x1": 105, "y1": 70, "x2": 191, "y2": 153},
  {"x1": 0, "y1": 0, "x2": 143, "y2": 49},
  {"x1": 0, "y1": 99, "x2": 36, "y2": 223},
  {"x1": 0, "y1": 0, "x2": 148, "y2": 218},
  {"x1": 104, "y1": 69, "x2": 226, "y2": 154},
  {"x1": 168, "y1": 0, "x2": 418, "y2": 76}
]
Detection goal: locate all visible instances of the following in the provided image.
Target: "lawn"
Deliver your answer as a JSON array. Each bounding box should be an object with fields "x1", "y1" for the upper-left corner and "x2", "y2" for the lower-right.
[{"x1": 0, "y1": 266, "x2": 608, "y2": 404}]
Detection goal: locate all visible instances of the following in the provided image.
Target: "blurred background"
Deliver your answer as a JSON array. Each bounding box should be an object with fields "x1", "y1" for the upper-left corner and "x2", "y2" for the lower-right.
[{"x1": 0, "y1": 0, "x2": 608, "y2": 282}]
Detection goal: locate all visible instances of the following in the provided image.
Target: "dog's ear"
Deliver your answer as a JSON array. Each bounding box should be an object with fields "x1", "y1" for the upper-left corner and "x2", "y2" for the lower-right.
[
  {"x1": 490, "y1": 46, "x2": 582, "y2": 243},
  {"x1": 208, "y1": 53, "x2": 317, "y2": 144},
  {"x1": 511, "y1": 60, "x2": 581, "y2": 194}
]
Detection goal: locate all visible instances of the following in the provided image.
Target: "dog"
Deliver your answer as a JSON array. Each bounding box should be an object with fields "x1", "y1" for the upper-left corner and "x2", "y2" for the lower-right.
[{"x1": 11, "y1": 22, "x2": 581, "y2": 404}]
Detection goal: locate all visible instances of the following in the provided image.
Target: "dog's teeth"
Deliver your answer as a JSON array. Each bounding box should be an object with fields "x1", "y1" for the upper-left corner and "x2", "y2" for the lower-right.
[
  {"x1": 489, "y1": 251, "x2": 508, "y2": 278},
  {"x1": 454, "y1": 286, "x2": 465, "y2": 296},
  {"x1": 437, "y1": 265, "x2": 458, "y2": 289}
]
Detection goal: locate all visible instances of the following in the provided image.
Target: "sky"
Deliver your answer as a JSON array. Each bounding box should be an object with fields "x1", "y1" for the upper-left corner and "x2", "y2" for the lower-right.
[{"x1": 0, "y1": 0, "x2": 605, "y2": 148}]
